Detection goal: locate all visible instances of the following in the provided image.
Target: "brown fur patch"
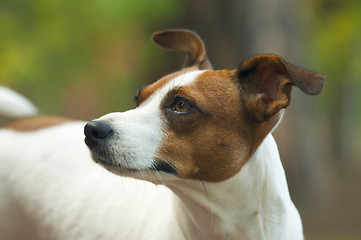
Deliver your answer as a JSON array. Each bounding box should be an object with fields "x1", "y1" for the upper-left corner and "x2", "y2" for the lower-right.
[
  {"x1": 153, "y1": 55, "x2": 326, "y2": 182},
  {"x1": 4, "y1": 116, "x2": 72, "y2": 132},
  {"x1": 137, "y1": 67, "x2": 198, "y2": 106},
  {"x1": 152, "y1": 29, "x2": 213, "y2": 70},
  {"x1": 155, "y1": 70, "x2": 276, "y2": 182},
  {"x1": 138, "y1": 53, "x2": 325, "y2": 182}
]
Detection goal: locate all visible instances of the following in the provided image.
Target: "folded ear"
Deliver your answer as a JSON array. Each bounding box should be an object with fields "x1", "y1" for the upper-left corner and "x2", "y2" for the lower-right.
[
  {"x1": 152, "y1": 29, "x2": 212, "y2": 70},
  {"x1": 236, "y1": 54, "x2": 326, "y2": 122}
]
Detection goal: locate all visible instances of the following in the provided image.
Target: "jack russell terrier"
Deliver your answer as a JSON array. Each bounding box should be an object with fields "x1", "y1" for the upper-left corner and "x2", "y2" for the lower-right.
[{"x1": 0, "y1": 29, "x2": 326, "y2": 240}]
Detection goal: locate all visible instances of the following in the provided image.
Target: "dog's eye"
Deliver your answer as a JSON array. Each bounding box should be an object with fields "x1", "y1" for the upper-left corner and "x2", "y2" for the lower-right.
[{"x1": 172, "y1": 99, "x2": 192, "y2": 113}]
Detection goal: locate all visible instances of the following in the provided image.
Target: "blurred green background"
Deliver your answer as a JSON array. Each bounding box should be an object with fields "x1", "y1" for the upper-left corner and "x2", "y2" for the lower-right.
[{"x1": 1, "y1": 0, "x2": 360, "y2": 239}]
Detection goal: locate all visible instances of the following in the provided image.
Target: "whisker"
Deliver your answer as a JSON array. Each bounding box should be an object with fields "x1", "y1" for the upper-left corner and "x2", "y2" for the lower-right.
[
  {"x1": 151, "y1": 164, "x2": 166, "y2": 185},
  {"x1": 136, "y1": 166, "x2": 146, "y2": 182},
  {"x1": 175, "y1": 68, "x2": 190, "y2": 89},
  {"x1": 144, "y1": 167, "x2": 155, "y2": 183},
  {"x1": 195, "y1": 172, "x2": 211, "y2": 221}
]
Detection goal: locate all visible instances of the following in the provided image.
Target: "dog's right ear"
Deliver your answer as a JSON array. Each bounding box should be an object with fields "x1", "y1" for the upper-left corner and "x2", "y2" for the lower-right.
[
  {"x1": 152, "y1": 29, "x2": 213, "y2": 70},
  {"x1": 235, "y1": 54, "x2": 326, "y2": 122}
]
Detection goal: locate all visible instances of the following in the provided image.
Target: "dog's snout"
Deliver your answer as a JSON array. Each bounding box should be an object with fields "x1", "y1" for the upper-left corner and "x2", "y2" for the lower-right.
[{"x1": 84, "y1": 121, "x2": 113, "y2": 148}]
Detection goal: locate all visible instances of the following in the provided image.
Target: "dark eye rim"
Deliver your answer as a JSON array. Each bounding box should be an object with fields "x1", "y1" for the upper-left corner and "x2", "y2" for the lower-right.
[{"x1": 169, "y1": 97, "x2": 195, "y2": 115}]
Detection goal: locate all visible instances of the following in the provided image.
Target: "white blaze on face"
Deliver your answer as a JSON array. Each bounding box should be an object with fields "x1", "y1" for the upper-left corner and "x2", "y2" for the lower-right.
[{"x1": 96, "y1": 70, "x2": 205, "y2": 170}]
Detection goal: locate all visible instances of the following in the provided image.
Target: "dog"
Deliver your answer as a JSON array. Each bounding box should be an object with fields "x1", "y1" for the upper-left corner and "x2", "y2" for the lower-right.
[{"x1": 0, "y1": 29, "x2": 326, "y2": 240}]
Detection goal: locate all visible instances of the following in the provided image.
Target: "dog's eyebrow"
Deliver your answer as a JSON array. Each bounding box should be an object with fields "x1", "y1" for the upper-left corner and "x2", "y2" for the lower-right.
[{"x1": 167, "y1": 87, "x2": 181, "y2": 97}]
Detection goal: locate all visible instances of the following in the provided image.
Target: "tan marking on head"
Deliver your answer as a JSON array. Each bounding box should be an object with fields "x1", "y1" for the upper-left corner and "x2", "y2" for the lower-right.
[
  {"x1": 154, "y1": 54, "x2": 326, "y2": 182},
  {"x1": 4, "y1": 116, "x2": 72, "y2": 132},
  {"x1": 155, "y1": 70, "x2": 258, "y2": 182},
  {"x1": 137, "y1": 67, "x2": 198, "y2": 106}
]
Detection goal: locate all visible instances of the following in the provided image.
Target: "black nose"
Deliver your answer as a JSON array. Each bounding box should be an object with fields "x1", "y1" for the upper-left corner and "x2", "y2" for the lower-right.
[{"x1": 84, "y1": 121, "x2": 113, "y2": 148}]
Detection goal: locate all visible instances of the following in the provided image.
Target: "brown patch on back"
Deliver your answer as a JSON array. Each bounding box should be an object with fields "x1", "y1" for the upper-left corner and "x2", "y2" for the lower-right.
[{"x1": 4, "y1": 116, "x2": 73, "y2": 132}]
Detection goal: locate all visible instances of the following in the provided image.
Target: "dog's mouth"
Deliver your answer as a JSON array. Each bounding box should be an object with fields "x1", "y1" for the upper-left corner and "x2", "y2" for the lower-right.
[
  {"x1": 90, "y1": 153, "x2": 138, "y2": 172},
  {"x1": 91, "y1": 154, "x2": 118, "y2": 167},
  {"x1": 151, "y1": 161, "x2": 178, "y2": 175},
  {"x1": 90, "y1": 151, "x2": 178, "y2": 175}
]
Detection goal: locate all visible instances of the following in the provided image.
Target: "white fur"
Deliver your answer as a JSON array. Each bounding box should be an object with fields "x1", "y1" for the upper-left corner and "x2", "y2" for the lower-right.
[
  {"x1": 0, "y1": 86, "x2": 37, "y2": 118},
  {"x1": 95, "y1": 70, "x2": 204, "y2": 172},
  {"x1": 0, "y1": 123, "x2": 177, "y2": 240},
  {"x1": 0, "y1": 71, "x2": 303, "y2": 239}
]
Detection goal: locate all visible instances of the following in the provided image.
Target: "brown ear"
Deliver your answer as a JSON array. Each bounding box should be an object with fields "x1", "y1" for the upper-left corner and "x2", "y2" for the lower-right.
[
  {"x1": 236, "y1": 54, "x2": 326, "y2": 122},
  {"x1": 152, "y1": 29, "x2": 212, "y2": 70}
]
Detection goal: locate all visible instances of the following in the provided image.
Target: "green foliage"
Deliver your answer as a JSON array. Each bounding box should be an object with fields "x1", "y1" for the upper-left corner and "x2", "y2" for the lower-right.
[
  {"x1": 306, "y1": 0, "x2": 361, "y2": 115},
  {"x1": 0, "y1": 0, "x2": 182, "y2": 116},
  {"x1": 311, "y1": 0, "x2": 361, "y2": 78}
]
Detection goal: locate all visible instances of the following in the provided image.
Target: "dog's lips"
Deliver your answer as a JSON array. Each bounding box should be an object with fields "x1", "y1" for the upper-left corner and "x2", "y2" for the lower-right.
[
  {"x1": 90, "y1": 152, "x2": 141, "y2": 173},
  {"x1": 152, "y1": 161, "x2": 178, "y2": 175},
  {"x1": 91, "y1": 154, "x2": 113, "y2": 166},
  {"x1": 87, "y1": 144, "x2": 178, "y2": 175},
  {"x1": 91, "y1": 153, "x2": 178, "y2": 176},
  {"x1": 87, "y1": 147, "x2": 115, "y2": 166}
]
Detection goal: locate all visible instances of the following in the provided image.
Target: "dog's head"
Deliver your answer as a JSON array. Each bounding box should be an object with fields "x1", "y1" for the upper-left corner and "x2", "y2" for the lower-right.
[{"x1": 84, "y1": 29, "x2": 326, "y2": 183}]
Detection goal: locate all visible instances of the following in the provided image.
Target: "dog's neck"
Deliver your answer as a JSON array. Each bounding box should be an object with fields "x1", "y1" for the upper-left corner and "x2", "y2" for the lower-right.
[{"x1": 166, "y1": 134, "x2": 303, "y2": 240}]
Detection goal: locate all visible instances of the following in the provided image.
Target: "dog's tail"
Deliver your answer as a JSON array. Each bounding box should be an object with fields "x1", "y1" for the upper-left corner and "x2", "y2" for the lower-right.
[{"x1": 0, "y1": 86, "x2": 38, "y2": 118}]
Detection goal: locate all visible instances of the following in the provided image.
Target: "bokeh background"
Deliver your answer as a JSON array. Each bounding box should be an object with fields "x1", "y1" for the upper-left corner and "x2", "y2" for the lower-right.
[{"x1": 1, "y1": 0, "x2": 360, "y2": 239}]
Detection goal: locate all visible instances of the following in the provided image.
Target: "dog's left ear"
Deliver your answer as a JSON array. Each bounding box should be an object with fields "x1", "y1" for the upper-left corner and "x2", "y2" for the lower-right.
[
  {"x1": 152, "y1": 29, "x2": 212, "y2": 70},
  {"x1": 236, "y1": 54, "x2": 326, "y2": 122}
]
